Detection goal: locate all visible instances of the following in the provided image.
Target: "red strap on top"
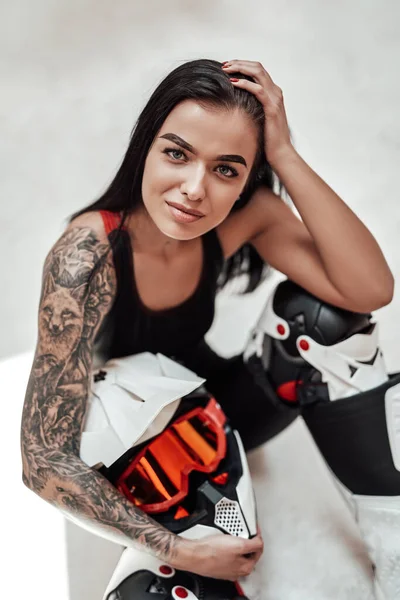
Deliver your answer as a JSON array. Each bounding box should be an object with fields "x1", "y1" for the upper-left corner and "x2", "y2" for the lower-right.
[{"x1": 100, "y1": 210, "x2": 124, "y2": 236}]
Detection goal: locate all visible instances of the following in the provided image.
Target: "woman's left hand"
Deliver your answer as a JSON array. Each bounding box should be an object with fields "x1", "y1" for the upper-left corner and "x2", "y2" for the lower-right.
[{"x1": 222, "y1": 59, "x2": 293, "y2": 166}]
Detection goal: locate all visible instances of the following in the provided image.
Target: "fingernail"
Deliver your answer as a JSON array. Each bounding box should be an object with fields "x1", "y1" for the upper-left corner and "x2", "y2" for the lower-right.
[
  {"x1": 221, "y1": 61, "x2": 229, "y2": 65},
  {"x1": 230, "y1": 78, "x2": 239, "y2": 82}
]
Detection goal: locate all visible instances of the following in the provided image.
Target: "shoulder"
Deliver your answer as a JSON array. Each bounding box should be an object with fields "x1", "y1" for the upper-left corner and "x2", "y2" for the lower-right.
[
  {"x1": 50, "y1": 210, "x2": 114, "y2": 267},
  {"x1": 66, "y1": 210, "x2": 111, "y2": 245},
  {"x1": 216, "y1": 186, "x2": 289, "y2": 259},
  {"x1": 42, "y1": 210, "x2": 117, "y2": 298}
]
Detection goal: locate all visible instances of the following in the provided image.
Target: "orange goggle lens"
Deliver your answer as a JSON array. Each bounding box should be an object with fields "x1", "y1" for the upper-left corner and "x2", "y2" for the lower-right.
[{"x1": 116, "y1": 398, "x2": 227, "y2": 513}]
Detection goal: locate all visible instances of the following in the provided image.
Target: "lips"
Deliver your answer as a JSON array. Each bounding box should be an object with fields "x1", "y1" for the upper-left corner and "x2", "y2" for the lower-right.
[{"x1": 166, "y1": 201, "x2": 205, "y2": 217}]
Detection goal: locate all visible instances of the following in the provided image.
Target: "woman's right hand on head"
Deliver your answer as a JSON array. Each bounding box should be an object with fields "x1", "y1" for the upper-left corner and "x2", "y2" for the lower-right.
[{"x1": 176, "y1": 533, "x2": 264, "y2": 581}]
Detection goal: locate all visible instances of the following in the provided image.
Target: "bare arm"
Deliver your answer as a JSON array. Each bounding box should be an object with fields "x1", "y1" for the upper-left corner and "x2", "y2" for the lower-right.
[
  {"x1": 249, "y1": 182, "x2": 394, "y2": 313},
  {"x1": 221, "y1": 60, "x2": 394, "y2": 313},
  {"x1": 20, "y1": 223, "x2": 192, "y2": 566}
]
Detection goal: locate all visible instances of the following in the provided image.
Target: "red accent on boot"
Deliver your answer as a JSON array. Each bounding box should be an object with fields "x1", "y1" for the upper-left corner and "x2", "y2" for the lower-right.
[{"x1": 277, "y1": 380, "x2": 300, "y2": 402}]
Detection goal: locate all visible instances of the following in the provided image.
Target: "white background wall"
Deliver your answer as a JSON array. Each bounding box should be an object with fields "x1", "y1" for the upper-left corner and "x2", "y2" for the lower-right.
[
  {"x1": 2, "y1": 1, "x2": 399, "y2": 599},
  {"x1": 2, "y1": 0, "x2": 400, "y2": 368}
]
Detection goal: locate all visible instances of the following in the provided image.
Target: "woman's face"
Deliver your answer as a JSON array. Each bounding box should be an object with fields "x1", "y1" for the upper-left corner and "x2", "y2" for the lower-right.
[{"x1": 141, "y1": 99, "x2": 259, "y2": 240}]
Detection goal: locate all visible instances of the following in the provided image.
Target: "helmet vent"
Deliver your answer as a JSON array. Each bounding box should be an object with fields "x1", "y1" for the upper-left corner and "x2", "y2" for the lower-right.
[{"x1": 214, "y1": 498, "x2": 246, "y2": 537}]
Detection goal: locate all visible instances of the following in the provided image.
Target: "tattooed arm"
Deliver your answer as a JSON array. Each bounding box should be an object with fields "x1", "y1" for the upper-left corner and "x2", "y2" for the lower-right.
[{"x1": 20, "y1": 218, "x2": 194, "y2": 568}]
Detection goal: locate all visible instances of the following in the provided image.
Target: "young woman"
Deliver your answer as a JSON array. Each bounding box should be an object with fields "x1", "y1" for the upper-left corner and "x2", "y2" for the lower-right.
[{"x1": 20, "y1": 58, "x2": 394, "y2": 584}]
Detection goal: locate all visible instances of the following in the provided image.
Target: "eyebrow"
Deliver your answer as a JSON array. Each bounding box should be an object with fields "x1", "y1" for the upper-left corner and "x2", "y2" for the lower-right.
[{"x1": 159, "y1": 133, "x2": 248, "y2": 168}]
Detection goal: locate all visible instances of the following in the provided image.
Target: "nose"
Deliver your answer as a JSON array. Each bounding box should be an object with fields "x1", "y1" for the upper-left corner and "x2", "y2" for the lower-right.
[{"x1": 180, "y1": 165, "x2": 206, "y2": 202}]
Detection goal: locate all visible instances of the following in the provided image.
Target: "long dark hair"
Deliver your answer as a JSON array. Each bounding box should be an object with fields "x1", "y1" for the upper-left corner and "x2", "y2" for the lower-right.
[{"x1": 70, "y1": 58, "x2": 286, "y2": 292}]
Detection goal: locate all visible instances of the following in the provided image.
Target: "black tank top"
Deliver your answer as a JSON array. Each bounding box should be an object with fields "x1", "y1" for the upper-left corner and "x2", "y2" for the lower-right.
[{"x1": 94, "y1": 210, "x2": 225, "y2": 364}]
